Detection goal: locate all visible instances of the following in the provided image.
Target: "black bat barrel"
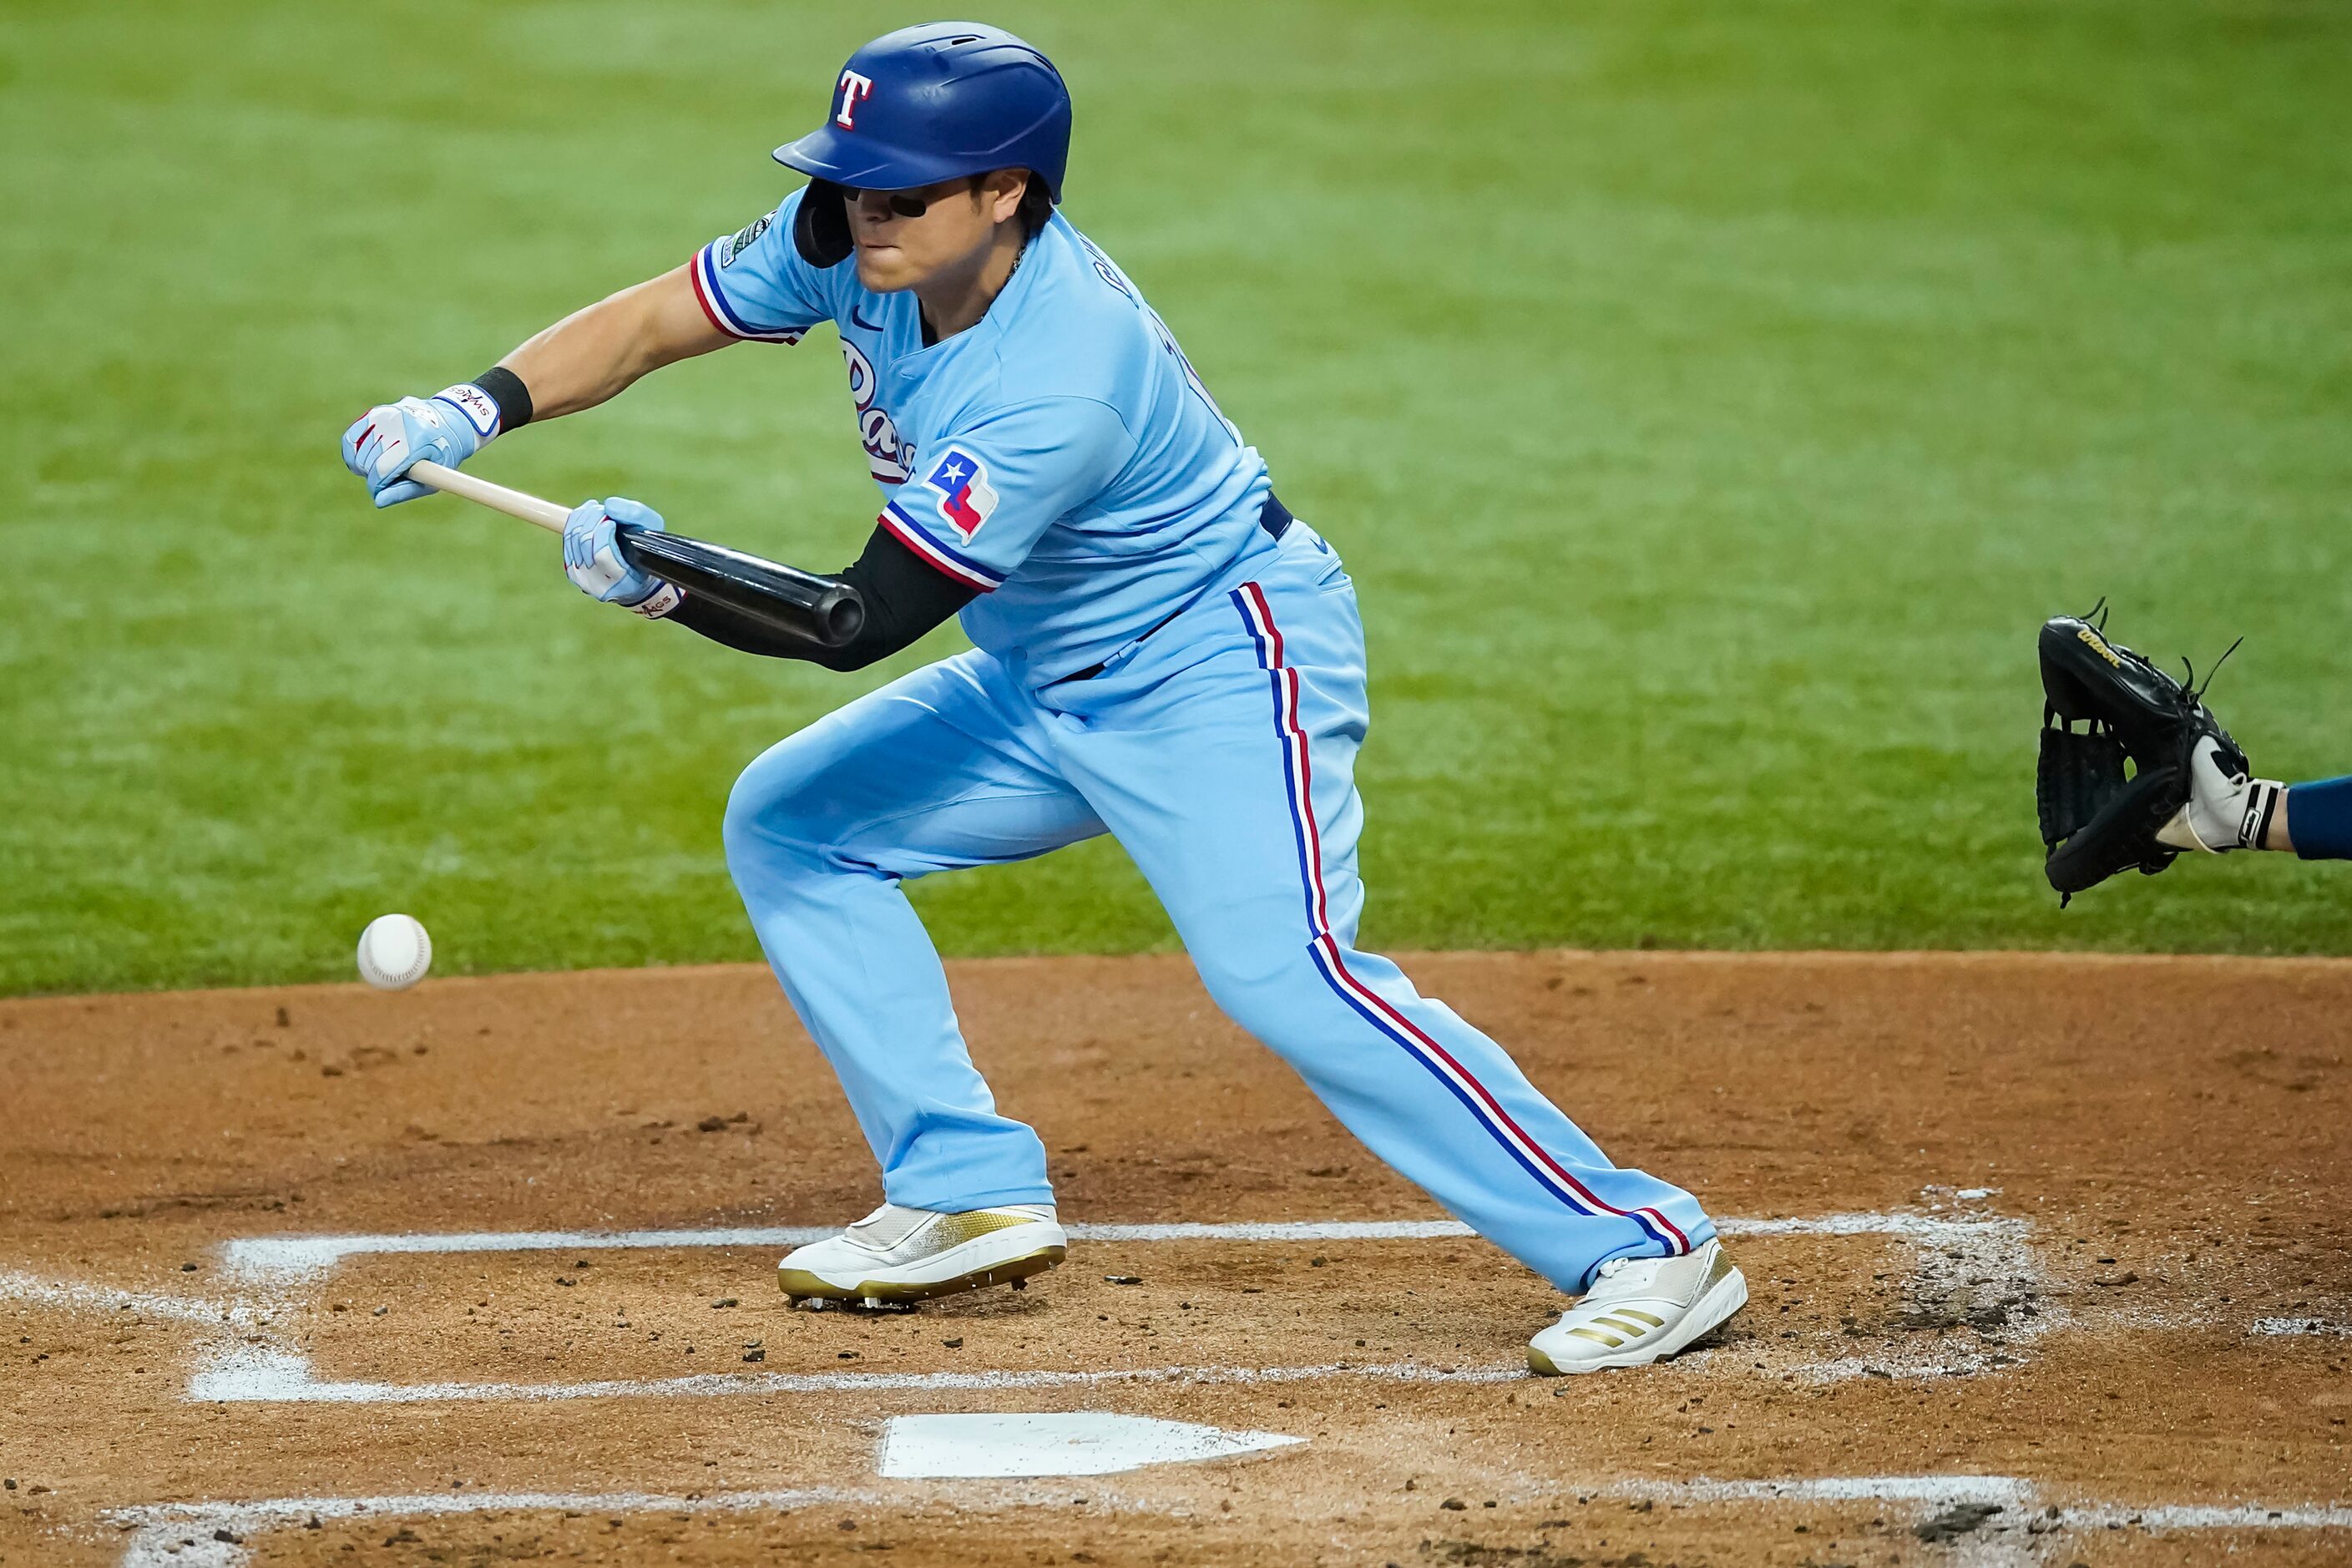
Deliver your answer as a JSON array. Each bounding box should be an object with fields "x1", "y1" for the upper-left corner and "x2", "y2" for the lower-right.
[{"x1": 615, "y1": 525, "x2": 865, "y2": 648}]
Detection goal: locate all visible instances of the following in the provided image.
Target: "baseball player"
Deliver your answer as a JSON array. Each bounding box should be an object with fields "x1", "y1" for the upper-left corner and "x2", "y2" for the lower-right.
[{"x1": 341, "y1": 23, "x2": 1746, "y2": 1373}]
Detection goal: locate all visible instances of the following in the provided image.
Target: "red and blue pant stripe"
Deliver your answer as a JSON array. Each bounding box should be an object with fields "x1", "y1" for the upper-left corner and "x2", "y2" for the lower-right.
[{"x1": 1229, "y1": 581, "x2": 1691, "y2": 1257}]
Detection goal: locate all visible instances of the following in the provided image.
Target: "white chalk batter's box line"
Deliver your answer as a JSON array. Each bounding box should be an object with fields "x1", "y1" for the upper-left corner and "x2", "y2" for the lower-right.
[
  {"x1": 218, "y1": 1219, "x2": 1488, "y2": 1282},
  {"x1": 167, "y1": 1203, "x2": 2050, "y2": 1404},
  {"x1": 212, "y1": 1210, "x2": 2011, "y2": 1283},
  {"x1": 104, "y1": 1474, "x2": 2352, "y2": 1568}
]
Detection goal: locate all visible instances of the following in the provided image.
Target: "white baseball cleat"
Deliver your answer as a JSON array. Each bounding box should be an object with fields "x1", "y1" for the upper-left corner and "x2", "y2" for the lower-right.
[
  {"x1": 1527, "y1": 1240, "x2": 1748, "y2": 1374},
  {"x1": 776, "y1": 1202, "x2": 1066, "y2": 1308}
]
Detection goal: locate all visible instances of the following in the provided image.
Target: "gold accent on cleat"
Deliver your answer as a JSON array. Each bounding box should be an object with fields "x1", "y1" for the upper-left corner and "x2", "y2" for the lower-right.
[
  {"x1": 776, "y1": 1242, "x2": 1065, "y2": 1306},
  {"x1": 926, "y1": 1210, "x2": 1044, "y2": 1247},
  {"x1": 1529, "y1": 1243, "x2": 1748, "y2": 1376}
]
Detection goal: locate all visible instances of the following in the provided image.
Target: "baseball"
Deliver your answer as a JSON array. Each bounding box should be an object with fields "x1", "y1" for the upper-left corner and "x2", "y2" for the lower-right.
[{"x1": 356, "y1": 913, "x2": 432, "y2": 991}]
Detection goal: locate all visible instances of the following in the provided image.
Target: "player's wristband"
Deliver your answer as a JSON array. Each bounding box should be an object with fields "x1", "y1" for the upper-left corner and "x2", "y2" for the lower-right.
[
  {"x1": 2236, "y1": 778, "x2": 2284, "y2": 851},
  {"x1": 427, "y1": 369, "x2": 533, "y2": 447},
  {"x1": 473, "y1": 366, "x2": 534, "y2": 432}
]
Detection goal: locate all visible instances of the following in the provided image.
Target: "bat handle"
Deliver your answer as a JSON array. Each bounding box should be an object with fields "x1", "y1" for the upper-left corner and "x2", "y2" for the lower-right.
[{"x1": 407, "y1": 459, "x2": 574, "y2": 534}]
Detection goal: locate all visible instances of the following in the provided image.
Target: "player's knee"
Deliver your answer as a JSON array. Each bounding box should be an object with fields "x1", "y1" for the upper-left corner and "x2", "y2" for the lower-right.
[
  {"x1": 719, "y1": 770, "x2": 778, "y2": 872},
  {"x1": 721, "y1": 747, "x2": 832, "y2": 872},
  {"x1": 1190, "y1": 943, "x2": 1308, "y2": 1041}
]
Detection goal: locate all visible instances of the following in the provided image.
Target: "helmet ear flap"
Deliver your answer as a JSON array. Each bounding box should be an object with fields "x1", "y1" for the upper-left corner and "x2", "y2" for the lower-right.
[{"x1": 793, "y1": 180, "x2": 853, "y2": 267}]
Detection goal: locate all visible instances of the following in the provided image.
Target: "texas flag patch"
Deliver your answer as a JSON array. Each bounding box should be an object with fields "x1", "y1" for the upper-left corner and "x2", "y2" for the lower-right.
[{"x1": 923, "y1": 448, "x2": 999, "y2": 542}]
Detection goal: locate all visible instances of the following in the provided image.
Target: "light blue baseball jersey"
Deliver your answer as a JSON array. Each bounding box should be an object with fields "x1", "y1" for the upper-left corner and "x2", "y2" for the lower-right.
[{"x1": 690, "y1": 188, "x2": 1274, "y2": 680}]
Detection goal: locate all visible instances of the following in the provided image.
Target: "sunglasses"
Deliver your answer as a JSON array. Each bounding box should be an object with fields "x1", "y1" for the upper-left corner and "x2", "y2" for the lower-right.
[{"x1": 841, "y1": 178, "x2": 981, "y2": 220}]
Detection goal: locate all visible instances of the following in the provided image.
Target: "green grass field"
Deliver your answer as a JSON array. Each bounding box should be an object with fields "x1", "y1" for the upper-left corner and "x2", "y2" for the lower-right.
[{"x1": 3, "y1": 0, "x2": 2349, "y2": 994}]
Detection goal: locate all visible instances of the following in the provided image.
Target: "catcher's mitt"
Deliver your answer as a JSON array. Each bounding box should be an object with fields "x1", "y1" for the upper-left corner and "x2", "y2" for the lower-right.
[{"x1": 2036, "y1": 605, "x2": 2245, "y2": 903}]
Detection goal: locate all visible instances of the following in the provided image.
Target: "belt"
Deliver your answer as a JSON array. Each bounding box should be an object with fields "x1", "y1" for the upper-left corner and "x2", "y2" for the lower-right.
[
  {"x1": 1060, "y1": 491, "x2": 1292, "y2": 683},
  {"x1": 1260, "y1": 490, "x2": 1294, "y2": 541}
]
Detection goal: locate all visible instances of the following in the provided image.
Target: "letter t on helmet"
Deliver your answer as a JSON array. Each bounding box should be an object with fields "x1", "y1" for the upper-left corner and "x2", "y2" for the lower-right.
[
  {"x1": 774, "y1": 22, "x2": 1073, "y2": 268},
  {"x1": 834, "y1": 68, "x2": 876, "y2": 129}
]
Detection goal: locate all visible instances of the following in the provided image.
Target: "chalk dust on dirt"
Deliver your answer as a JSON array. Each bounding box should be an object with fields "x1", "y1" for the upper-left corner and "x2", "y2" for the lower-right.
[{"x1": 1, "y1": 951, "x2": 2348, "y2": 1565}]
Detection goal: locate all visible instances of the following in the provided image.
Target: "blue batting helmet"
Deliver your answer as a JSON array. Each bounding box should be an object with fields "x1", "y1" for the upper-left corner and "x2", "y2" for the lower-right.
[{"x1": 774, "y1": 22, "x2": 1072, "y2": 268}]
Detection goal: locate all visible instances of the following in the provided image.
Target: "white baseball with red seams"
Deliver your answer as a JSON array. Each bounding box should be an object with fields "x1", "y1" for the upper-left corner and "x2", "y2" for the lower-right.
[{"x1": 356, "y1": 914, "x2": 432, "y2": 992}]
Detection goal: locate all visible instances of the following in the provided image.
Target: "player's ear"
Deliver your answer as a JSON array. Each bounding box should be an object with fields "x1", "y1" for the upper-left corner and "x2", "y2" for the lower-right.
[
  {"x1": 985, "y1": 169, "x2": 1029, "y2": 225},
  {"x1": 1015, "y1": 172, "x2": 1055, "y2": 235}
]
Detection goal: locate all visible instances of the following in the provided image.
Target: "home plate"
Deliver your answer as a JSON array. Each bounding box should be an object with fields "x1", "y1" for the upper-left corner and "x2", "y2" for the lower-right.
[{"x1": 877, "y1": 1412, "x2": 1306, "y2": 1479}]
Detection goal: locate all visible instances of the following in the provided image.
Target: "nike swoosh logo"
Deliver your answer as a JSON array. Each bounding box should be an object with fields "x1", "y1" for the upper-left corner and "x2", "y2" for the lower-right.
[{"x1": 849, "y1": 301, "x2": 884, "y2": 333}]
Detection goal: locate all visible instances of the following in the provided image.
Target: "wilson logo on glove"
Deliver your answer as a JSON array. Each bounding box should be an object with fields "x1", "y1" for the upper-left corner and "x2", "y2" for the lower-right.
[{"x1": 2075, "y1": 625, "x2": 2122, "y2": 669}]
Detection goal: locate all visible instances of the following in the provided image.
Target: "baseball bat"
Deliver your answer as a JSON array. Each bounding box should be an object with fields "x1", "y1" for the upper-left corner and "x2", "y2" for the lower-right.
[{"x1": 405, "y1": 459, "x2": 865, "y2": 648}]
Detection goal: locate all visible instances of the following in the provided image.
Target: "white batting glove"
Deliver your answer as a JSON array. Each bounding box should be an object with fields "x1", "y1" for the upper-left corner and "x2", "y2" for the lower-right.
[{"x1": 2157, "y1": 736, "x2": 2284, "y2": 852}]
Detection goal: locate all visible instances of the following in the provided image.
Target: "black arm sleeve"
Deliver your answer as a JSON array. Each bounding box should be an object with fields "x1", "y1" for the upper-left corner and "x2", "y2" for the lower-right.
[{"x1": 665, "y1": 523, "x2": 976, "y2": 672}]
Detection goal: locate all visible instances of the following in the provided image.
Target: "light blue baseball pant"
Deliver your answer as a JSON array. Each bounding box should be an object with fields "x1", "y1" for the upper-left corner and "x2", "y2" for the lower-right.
[{"x1": 721, "y1": 524, "x2": 1716, "y2": 1292}]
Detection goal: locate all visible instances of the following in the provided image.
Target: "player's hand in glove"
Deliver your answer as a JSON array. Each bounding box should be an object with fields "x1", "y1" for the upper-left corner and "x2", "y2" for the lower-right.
[
  {"x1": 340, "y1": 383, "x2": 503, "y2": 508},
  {"x1": 563, "y1": 497, "x2": 684, "y2": 619}
]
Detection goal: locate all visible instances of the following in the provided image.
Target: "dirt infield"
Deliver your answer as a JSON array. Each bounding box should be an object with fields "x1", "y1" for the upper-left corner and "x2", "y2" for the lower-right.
[{"x1": 2, "y1": 950, "x2": 2347, "y2": 1565}]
